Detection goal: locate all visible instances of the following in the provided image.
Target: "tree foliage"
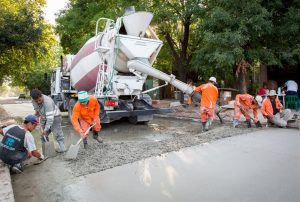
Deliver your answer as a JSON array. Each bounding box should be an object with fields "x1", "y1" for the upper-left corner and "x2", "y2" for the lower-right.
[
  {"x1": 193, "y1": 0, "x2": 300, "y2": 92},
  {"x1": 55, "y1": 0, "x2": 300, "y2": 93},
  {"x1": 0, "y1": 0, "x2": 59, "y2": 89}
]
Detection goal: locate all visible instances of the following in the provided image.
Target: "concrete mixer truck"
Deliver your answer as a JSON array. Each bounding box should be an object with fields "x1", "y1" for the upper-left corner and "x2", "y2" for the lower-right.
[{"x1": 51, "y1": 7, "x2": 199, "y2": 124}]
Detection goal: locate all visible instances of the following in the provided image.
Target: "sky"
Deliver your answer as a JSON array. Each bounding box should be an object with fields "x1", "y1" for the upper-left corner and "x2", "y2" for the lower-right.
[{"x1": 44, "y1": 0, "x2": 69, "y2": 24}]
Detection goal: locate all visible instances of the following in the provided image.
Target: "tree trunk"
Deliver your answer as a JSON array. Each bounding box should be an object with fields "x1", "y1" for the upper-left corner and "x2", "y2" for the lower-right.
[{"x1": 238, "y1": 70, "x2": 248, "y2": 93}]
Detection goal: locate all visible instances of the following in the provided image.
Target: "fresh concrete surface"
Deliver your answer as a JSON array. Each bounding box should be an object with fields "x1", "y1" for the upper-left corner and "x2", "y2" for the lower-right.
[
  {"x1": 0, "y1": 162, "x2": 14, "y2": 202},
  {"x1": 63, "y1": 128, "x2": 300, "y2": 202}
]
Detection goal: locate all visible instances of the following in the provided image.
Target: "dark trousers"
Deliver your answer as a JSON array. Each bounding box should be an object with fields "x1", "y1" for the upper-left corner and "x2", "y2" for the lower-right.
[{"x1": 286, "y1": 91, "x2": 298, "y2": 96}]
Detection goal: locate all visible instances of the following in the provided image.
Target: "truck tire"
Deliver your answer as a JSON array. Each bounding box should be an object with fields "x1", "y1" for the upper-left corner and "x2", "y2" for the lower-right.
[
  {"x1": 68, "y1": 99, "x2": 77, "y2": 123},
  {"x1": 128, "y1": 116, "x2": 138, "y2": 124}
]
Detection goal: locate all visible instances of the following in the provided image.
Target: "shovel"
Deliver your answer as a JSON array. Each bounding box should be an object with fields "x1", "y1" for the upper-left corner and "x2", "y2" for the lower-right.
[
  {"x1": 239, "y1": 106, "x2": 262, "y2": 128},
  {"x1": 65, "y1": 123, "x2": 95, "y2": 160},
  {"x1": 42, "y1": 135, "x2": 57, "y2": 158}
]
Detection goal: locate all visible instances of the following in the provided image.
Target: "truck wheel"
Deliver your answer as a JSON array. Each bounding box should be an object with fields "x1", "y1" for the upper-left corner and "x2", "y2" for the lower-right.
[
  {"x1": 68, "y1": 99, "x2": 77, "y2": 123},
  {"x1": 128, "y1": 116, "x2": 138, "y2": 124}
]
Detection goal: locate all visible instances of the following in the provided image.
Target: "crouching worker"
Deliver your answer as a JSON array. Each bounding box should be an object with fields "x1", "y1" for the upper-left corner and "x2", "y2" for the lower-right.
[
  {"x1": 0, "y1": 115, "x2": 45, "y2": 174},
  {"x1": 193, "y1": 77, "x2": 218, "y2": 131},
  {"x1": 71, "y1": 91, "x2": 103, "y2": 149},
  {"x1": 261, "y1": 90, "x2": 292, "y2": 128},
  {"x1": 233, "y1": 94, "x2": 262, "y2": 128}
]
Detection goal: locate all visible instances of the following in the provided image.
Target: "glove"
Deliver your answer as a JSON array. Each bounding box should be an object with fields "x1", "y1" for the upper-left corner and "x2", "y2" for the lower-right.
[{"x1": 39, "y1": 154, "x2": 45, "y2": 160}]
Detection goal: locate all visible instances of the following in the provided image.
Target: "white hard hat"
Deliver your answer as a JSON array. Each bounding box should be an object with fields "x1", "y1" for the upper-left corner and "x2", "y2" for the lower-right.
[
  {"x1": 268, "y1": 90, "x2": 277, "y2": 96},
  {"x1": 209, "y1": 76, "x2": 217, "y2": 83},
  {"x1": 255, "y1": 95, "x2": 263, "y2": 106}
]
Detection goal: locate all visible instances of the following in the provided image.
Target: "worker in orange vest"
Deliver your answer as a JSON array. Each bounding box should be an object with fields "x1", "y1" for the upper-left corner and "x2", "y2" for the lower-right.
[
  {"x1": 261, "y1": 90, "x2": 292, "y2": 127},
  {"x1": 193, "y1": 77, "x2": 218, "y2": 131},
  {"x1": 233, "y1": 94, "x2": 263, "y2": 128},
  {"x1": 71, "y1": 91, "x2": 103, "y2": 149}
]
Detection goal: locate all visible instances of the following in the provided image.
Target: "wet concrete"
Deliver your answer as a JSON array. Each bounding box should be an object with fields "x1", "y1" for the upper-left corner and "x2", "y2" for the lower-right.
[
  {"x1": 62, "y1": 128, "x2": 300, "y2": 202},
  {"x1": 7, "y1": 101, "x2": 299, "y2": 201}
]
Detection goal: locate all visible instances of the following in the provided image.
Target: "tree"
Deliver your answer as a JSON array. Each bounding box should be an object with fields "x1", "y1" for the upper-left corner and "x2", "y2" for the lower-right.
[
  {"x1": 147, "y1": 0, "x2": 203, "y2": 84},
  {"x1": 262, "y1": 0, "x2": 300, "y2": 67},
  {"x1": 193, "y1": 0, "x2": 274, "y2": 93},
  {"x1": 0, "y1": 0, "x2": 59, "y2": 87}
]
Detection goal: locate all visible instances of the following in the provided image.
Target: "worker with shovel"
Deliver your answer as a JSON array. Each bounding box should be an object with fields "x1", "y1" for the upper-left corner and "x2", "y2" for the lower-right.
[
  {"x1": 71, "y1": 91, "x2": 103, "y2": 149},
  {"x1": 30, "y1": 89, "x2": 66, "y2": 153},
  {"x1": 0, "y1": 115, "x2": 46, "y2": 174},
  {"x1": 261, "y1": 90, "x2": 292, "y2": 128},
  {"x1": 193, "y1": 77, "x2": 219, "y2": 131},
  {"x1": 233, "y1": 94, "x2": 263, "y2": 128}
]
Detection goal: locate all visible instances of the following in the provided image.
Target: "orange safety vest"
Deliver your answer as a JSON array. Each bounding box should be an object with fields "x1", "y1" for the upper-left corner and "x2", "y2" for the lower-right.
[
  {"x1": 261, "y1": 97, "x2": 283, "y2": 118},
  {"x1": 194, "y1": 83, "x2": 218, "y2": 108},
  {"x1": 71, "y1": 95, "x2": 100, "y2": 133},
  {"x1": 234, "y1": 94, "x2": 258, "y2": 120}
]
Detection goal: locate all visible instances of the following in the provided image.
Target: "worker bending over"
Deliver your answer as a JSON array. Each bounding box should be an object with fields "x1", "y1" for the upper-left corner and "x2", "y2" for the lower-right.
[
  {"x1": 0, "y1": 115, "x2": 45, "y2": 174},
  {"x1": 261, "y1": 90, "x2": 292, "y2": 127},
  {"x1": 233, "y1": 94, "x2": 262, "y2": 128},
  {"x1": 193, "y1": 77, "x2": 218, "y2": 131},
  {"x1": 71, "y1": 91, "x2": 103, "y2": 149},
  {"x1": 30, "y1": 89, "x2": 66, "y2": 152}
]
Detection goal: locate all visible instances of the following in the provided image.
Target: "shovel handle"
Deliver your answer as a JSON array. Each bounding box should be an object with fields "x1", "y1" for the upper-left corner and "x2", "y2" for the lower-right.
[
  {"x1": 76, "y1": 122, "x2": 96, "y2": 145},
  {"x1": 42, "y1": 135, "x2": 49, "y2": 142}
]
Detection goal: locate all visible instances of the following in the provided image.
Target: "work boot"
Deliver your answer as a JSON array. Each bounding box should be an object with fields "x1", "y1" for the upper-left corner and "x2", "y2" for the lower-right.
[
  {"x1": 204, "y1": 121, "x2": 210, "y2": 131},
  {"x1": 246, "y1": 120, "x2": 251, "y2": 128},
  {"x1": 233, "y1": 120, "x2": 240, "y2": 128},
  {"x1": 57, "y1": 140, "x2": 67, "y2": 153},
  {"x1": 201, "y1": 122, "x2": 207, "y2": 132},
  {"x1": 11, "y1": 163, "x2": 23, "y2": 174},
  {"x1": 93, "y1": 131, "x2": 103, "y2": 143}
]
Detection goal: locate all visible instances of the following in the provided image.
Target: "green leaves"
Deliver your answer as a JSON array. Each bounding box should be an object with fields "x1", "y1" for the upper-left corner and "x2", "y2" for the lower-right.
[{"x1": 0, "y1": 0, "x2": 59, "y2": 89}]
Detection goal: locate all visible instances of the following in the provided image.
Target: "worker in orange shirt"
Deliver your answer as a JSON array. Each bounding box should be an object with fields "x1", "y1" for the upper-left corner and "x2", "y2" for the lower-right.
[
  {"x1": 261, "y1": 90, "x2": 292, "y2": 127},
  {"x1": 233, "y1": 94, "x2": 262, "y2": 128},
  {"x1": 71, "y1": 91, "x2": 103, "y2": 149},
  {"x1": 193, "y1": 77, "x2": 218, "y2": 131}
]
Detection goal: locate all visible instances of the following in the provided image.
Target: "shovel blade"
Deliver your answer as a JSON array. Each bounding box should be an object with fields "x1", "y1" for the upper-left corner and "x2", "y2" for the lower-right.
[
  {"x1": 65, "y1": 144, "x2": 80, "y2": 160},
  {"x1": 42, "y1": 142, "x2": 56, "y2": 158}
]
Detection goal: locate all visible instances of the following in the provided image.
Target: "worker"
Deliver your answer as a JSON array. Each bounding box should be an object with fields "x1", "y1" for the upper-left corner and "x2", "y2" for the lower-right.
[
  {"x1": 30, "y1": 89, "x2": 66, "y2": 152},
  {"x1": 283, "y1": 80, "x2": 298, "y2": 95},
  {"x1": 193, "y1": 77, "x2": 218, "y2": 131},
  {"x1": 0, "y1": 115, "x2": 45, "y2": 174},
  {"x1": 233, "y1": 94, "x2": 263, "y2": 128},
  {"x1": 261, "y1": 90, "x2": 292, "y2": 127},
  {"x1": 71, "y1": 91, "x2": 103, "y2": 149}
]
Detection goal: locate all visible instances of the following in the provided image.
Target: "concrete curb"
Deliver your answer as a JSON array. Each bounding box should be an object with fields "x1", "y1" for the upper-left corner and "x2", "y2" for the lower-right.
[{"x1": 0, "y1": 161, "x2": 14, "y2": 202}]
